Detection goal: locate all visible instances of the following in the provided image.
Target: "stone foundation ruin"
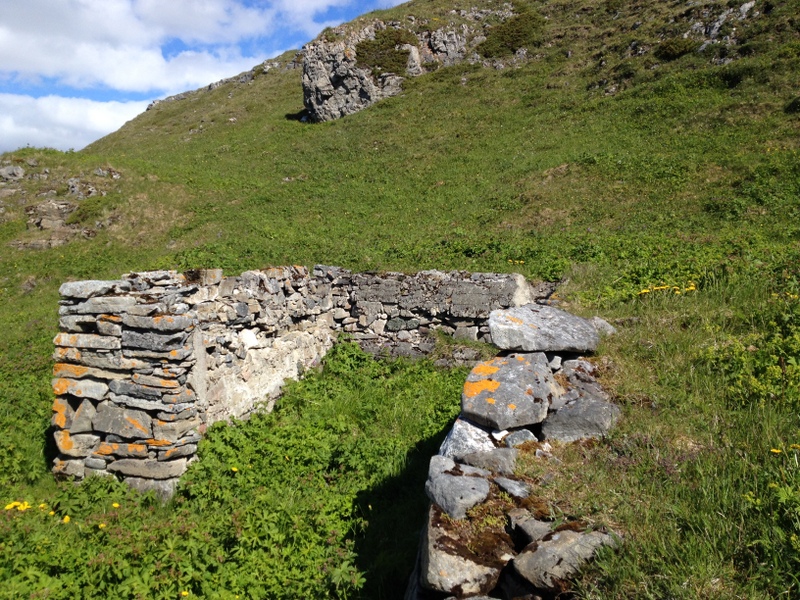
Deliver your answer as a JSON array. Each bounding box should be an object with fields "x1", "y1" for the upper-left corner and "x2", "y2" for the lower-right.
[{"x1": 51, "y1": 265, "x2": 547, "y2": 495}]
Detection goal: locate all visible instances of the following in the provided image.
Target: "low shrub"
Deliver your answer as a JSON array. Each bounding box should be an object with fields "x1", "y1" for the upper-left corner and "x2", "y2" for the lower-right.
[
  {"x1": 654, "y1": 37, "x2": 700, "y2": 61},
  {"x1": 477, "y1": 5, "x2": 545, "y2": 58},
  {"x1": 356, "y1": 28, "x2": 418, "y2": 77}
]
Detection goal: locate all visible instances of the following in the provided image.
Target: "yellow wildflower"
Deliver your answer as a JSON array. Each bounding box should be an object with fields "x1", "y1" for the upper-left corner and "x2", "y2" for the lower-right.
[
  {"x1": 98, "y1": 523, "x2": 106, "y2": 529},
  {"x1": 62, "y1": 515, "x2": 71, "y2": 524},
  {"x1": 231, "y1": 467, "x2": 238, "y2": 473},
  {"x1": 4, "y1": 501, "x2": 21, "y2": 511},
  {"x1": 38, "y1": 503, "x2": 47, "y2": 510},
  {"x1": 17, "y1": 502, "x2": 31, "y2": 512},
  {"x1": 112, "y1": 502, "x2": 120, "y2": 508},
  {"x1": 49, "y1": 511, "x2": 55, "y2": 516},
  {"x1": 181, "y1": 592, "x2": 189, "y2": 597},
  {"x1": 771, "y1": 448, "x2": 782, "y2": 454},
  {"x1": 790, "y1": 444, "x2": 800, "y2": 450},
  {"x1": 638, "y1": 289, "x2": 651, "y2": 295}
]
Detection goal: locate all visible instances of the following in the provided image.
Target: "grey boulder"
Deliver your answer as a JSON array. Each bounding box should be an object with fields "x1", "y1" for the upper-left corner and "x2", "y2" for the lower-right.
[{"x1": 489, "y1": 305, "x2": 599, "y2": 353}]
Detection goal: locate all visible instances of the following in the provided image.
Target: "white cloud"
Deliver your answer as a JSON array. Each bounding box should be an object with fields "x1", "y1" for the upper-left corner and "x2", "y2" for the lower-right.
[
  {"x1": 0, "y1": 0, "x2": 409, "y2": 152},
  {"x1": 0, "y1": 94, "x2": 150, "y2": 153}
]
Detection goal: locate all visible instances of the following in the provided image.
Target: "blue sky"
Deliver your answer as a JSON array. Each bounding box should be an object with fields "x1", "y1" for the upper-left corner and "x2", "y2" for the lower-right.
[{"x1": 0, "y1": 0, "x2": 404, "y2": 153}]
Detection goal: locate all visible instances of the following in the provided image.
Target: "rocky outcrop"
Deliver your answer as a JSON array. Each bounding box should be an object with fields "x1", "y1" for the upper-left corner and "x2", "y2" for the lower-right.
[
  {"x1": 301, "y1": 5, "x2": 515, "y2": 122},
  {"x1": 409, "y1": 305, "x2": 620, "y2": 599}
]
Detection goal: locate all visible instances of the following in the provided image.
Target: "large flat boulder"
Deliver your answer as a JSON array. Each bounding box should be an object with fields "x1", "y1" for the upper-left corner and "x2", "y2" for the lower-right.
[{"x1": 489, "y1": 305, "x2": 599, "y2": 353}]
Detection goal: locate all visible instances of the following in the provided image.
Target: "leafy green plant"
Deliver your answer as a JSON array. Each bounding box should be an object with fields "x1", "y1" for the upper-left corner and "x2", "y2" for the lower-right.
[{"x1": 654, "y1": 37, "x2": 699, "y2": 61}]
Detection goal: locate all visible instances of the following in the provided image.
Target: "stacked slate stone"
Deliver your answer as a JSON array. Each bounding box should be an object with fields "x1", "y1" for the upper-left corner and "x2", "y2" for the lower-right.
[
  {"x1": 318, "y1": 266, "x2": 550, "y2": 359},
  {"x1": 52, "y1": 271, "x2": 203, "y2": 498},
  {"x1": 408, "y1": 304, "x2": 621, "y2": 600}
]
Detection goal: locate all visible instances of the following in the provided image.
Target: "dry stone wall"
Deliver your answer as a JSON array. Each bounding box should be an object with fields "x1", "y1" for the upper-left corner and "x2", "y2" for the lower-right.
[{"x1": 51, "y1": 265, "x2": 544, "y2": 495}]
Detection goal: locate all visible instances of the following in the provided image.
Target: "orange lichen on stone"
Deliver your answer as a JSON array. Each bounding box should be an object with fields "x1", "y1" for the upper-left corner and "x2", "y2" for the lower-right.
[
  {"x1": 56, "y1": 430, "x2": 74, "y2": 451},
  {"x1": 472, "y1": 363, "x2": 500, "y2": 377},
  {"x1": 508, "y1": 404, "x2": 517, "y2": 410},
  {"x1": 54, "y1": 347, "x2": 82, "y2": 362},
  {"x1": 506, "y1": 316, "x2": 524, "y2": 325},
  {"x1": 525, "y1": 389, "x2": 533, "y2": 395},
  {"x1": 99, "y1": 314, "x2": 122, "y2": 323},
  {"x1": 52, "y1": 398, "x2": 70, "y2": 428},
  {"x1": 160, "y1": 379, "x2": 179, "y2": 388},
  {"x1": 53, "y1": 363, "x2": 88, "y2": 378},
  {"x1": 95, "y1": 442, "x2": 118, "y2": 456},
  {"x1": 143, "y1": 438, "x2": 172, "y2": 447},
  {"x1": 463, "y1": 379, "x2": 501, "y2": 398},
  {"x1": 486, "y1": 397, "x2": 496, "y2": 405},
  {"x1": 125, "y1": 416, "x2": 149, "y2": 435},
  {"x1": 52, "y1": 378, "x2": 74, "y2": 396}
]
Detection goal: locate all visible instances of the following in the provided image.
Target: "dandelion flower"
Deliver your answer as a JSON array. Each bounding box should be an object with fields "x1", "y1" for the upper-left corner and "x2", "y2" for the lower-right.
[
  {"x1": 231, "y1": 467, "x2": 238, "y2": 473},
  {"x1": 62, "y1": 515, "x2": 70, "y2": 524},
  {"x1": 38, "y1": 503, "x2": 47, "y2": 510},
  {"x1": 181, "y1": 591, "x2": 189, "y2": 597},
  {"x1": 17, "y1": 502, "x2": 31, "y2": 512},
  {"x1": 112, "y1": 502, "x2": 120, "y2": 509},
  {"x1": 790, "y1": 444, "x2": 800, "y2": 450},
  {"x1": 49, "y1": 510, "x2": 55, "y2": 516},
  {"x1": 770, "y1": 448, "x2": 782, "y2": 454},
  {"x1": 98, "y1": 523, "x2": 106, "y2": 529},
  {"x1": 4, "y1": 501, "x2": 21, "y2": 511}
]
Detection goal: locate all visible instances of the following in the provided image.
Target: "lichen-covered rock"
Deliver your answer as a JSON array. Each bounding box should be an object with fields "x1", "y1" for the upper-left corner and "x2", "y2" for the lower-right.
[
  {"x1": 461, "y1": 353, "x2": 563, "y2": 430},
  {"x1": 107, "y1": 458, "x2": 187, "y2": 479},
  {"x1": 420, "y1": 506, "x2": 505, "y2": 595},
  {"x1": 93, "y1": 402, "x2": 153, "y2": 439},
  {"x1": 489, "y1": 305, "x2": 599, "y2": 353}
]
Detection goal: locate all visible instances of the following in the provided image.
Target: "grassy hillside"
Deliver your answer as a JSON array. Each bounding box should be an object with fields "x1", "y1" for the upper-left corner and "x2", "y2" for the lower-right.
[{"x1": 1, "y1": 0, "x2": 800, "y2": 597}]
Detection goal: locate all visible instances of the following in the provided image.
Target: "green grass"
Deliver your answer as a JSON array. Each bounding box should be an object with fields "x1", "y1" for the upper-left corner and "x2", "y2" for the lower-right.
[{"x1": 1, "y1": 0, "x2": 800, "y2": 597}]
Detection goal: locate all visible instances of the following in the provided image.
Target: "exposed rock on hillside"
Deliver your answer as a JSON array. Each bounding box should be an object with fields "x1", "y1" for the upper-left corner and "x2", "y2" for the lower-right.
[{"x1": 301, "y1": 5, "x2": 515, "y2": 122}]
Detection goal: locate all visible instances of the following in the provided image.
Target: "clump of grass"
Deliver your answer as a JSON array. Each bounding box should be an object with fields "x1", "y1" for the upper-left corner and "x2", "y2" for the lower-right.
[
  {"x1": 356, "y1": 27, "x2": 418, "y2": 77},
  {"x1": 477, "y1": 2, "x2": 545, "y2": 58}
]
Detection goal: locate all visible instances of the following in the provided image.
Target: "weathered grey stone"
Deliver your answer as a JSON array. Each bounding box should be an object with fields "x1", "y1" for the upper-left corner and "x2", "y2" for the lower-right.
[
  {"x1": 108, "y1": 393, "x2": 191, "y2": 414},
  {"x1": 438, "y1": 417, "x2": 495, "y2": 460},
  {"x1": 505, "y1": 429, "x2": 538, "y2": 448},
  {"x1": 96, "y1": 320, "x2": 122, "y2": 336},
  {"x1": 124, "y1": 476, "x2": 179, "y2": 501},
  {"x1": 59, "y1": 280, "x2": 131, "y2": 299},
  {"x1": 428, "y1": 454, "x2": 489, "y2": 479},
  {"x1": 108, "y1": 458, "x2": 187, "y2": 479},
  {"x1": 122, "y1": 313, "x2": 195, "y2": 331},
  {"x1": 508, "y1": 508, "x2": 552, "y2": 544},
  {"x1": 386, "y1": 318, "x2": 407, "y2": 332},
  {"x1": 152, "y1": 417, "x2": 201, "y2": 443},
  {"x1": 93, "y1": 402, "x2": 153, "y2": 439},
  {"x1": 54, "y1": 431, "x2": 100, "y2": 457},
  {"x1": 93, "y1": 440, "x2": 149, "y2": 458},
  {"x1": 425, "y1": 472, "x2": 490, "y2": 520},
  {"x1": 122, "y1": 330, "x2": 187, "y2": 352},
  {"x1": 514, "y1": 530, "x2": 616, "y2": 591},
  {"x1": 158, "y1": 443, "x2": 197, "y2": 460},
  {"x1": 59, "y1": 296, "x2": 136, "y2": 315},
  {"x1": 53, "y1": 347, "x2": 149, "y2": 371},
  {"x1": 453, "y1": 325, "x2": 479, "y2": 341},
  {"x1": 109, "y1": 379, "x2": 163, "y2": 399},
  {"x1": 53, "y1": 457, "x2": 85, "y2": 479},
  {"x1": 53, "y1": 333, "x2": 121, "y2": 350},
  {"x1": 52, "y1": 377, "x2": 108, "y2": 401},
  {"x1": 131, "y1": 373, "x2": 181, "y2": 389},
  {"x1": 461, "y1": 448, "x2": 518, "y2": 476},
  {"x1": 69, "y1": 399, "x2": 97, "y2": 433},
  {"x1": 122, "y1": 347, "x2": 192, "y2": 361},
  {"x1": 59, "y1": 314, "x2": 98, "y2": 332},
  {"x1": 590, "y1": 316, "x2": 617, "y2": 337},
  {"x1": 461, "y1": 353, "x2": 563, "y2": 430},
  {"x1": 489, "y1": 305, "x2": 599, "y2": 353},
  {"x1": 420, "y1": 506, "x2": 504, "y2": 595},
  {"x1": 84, "y1": 457, "x2": 108, "y2": 470},
  {"x1": 0, "y1": 165, "x2": 25, "y2": 181},
  {"x1": 541, "y1": 397, "x2": 621, "y2": 443},
  {"x1": 494, "y1": 476, "x2": 531, "y2": 499},
  {"x1": 156, "y1": 406, "x2": 198, "y2": 421}
]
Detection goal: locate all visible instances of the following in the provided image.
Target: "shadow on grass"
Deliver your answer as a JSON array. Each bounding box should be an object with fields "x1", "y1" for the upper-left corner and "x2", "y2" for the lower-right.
[{"x1": 352, "y1": 424, "x2": 451, "y2": 600}]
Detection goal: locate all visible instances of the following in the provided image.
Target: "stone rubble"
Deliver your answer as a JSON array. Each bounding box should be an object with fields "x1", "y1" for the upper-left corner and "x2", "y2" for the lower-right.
[{"x1": 409, "y1": 303, "x2": 621, "y2": 599}]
